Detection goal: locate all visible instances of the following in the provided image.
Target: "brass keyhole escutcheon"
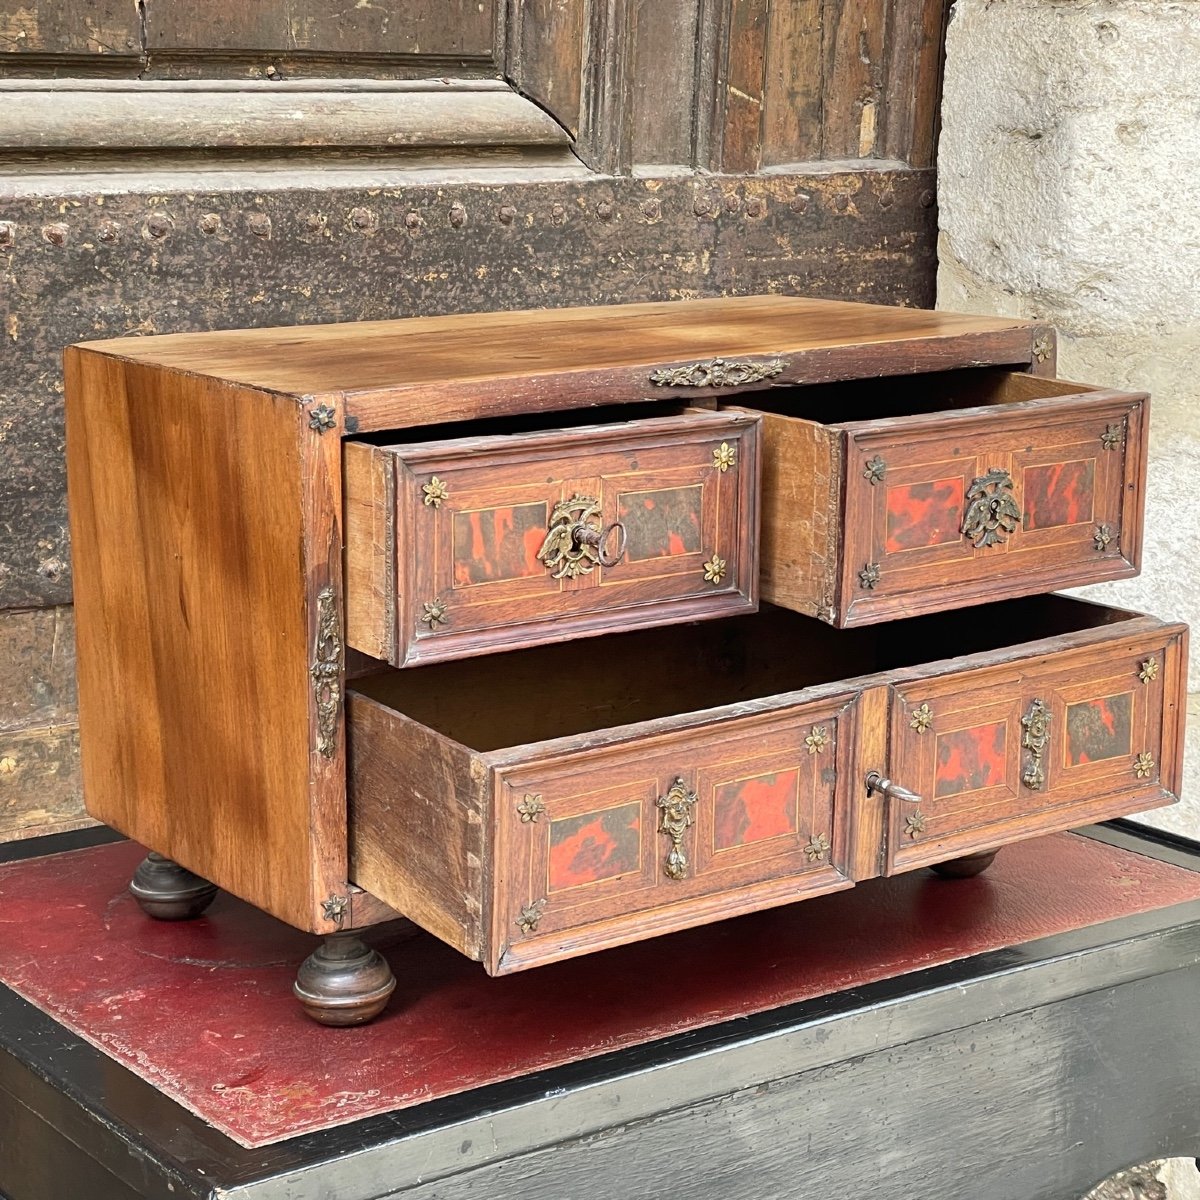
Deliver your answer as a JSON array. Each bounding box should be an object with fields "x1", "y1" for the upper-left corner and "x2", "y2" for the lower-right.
[{"x1": 536, "y1": 494, "x2": 628, "y2": 579}]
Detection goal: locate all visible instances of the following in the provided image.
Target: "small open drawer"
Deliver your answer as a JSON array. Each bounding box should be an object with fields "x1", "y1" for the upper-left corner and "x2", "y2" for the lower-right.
[
  {"x1": 344, "y1": 406, "x2": 760, "y2": 666},
  {"x1": 346, "y1": 595, "x2": 1185, "y2": 976},
  {"x1": 727, "y1": 368, "x2": 1148, "y2": 626}
]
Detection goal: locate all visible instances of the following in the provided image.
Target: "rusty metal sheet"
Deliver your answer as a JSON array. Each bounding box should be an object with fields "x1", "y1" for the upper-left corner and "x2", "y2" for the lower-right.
[{"x1": 0, "y1": 168, "x2": 935, "y2": 610}]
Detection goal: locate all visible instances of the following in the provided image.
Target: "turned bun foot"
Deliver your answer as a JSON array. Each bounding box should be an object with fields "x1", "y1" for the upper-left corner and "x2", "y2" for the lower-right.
[
  {"x1": 130, "y1": 852, "x2": 219, "y2": 920},
  {"x1": 294, "y1": 933, "x2": 396, "y2": 1027},
  {"x1": 929, "y1": 849, "x2": 999, "y2": 879}
]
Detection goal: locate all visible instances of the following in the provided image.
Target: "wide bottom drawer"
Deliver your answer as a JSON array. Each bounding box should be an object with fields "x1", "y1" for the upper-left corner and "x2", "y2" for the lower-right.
[{"x1": 347, "y1": 595, "x2": 1185, "y2": 974}]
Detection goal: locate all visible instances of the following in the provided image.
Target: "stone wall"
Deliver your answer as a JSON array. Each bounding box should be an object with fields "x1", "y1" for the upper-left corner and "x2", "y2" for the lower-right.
[
  {"x1": 939, "y1": 2, "x2": 1200, "y2": 1193},
  {"x1": 938, "y1": 0, "x2": 1200, "y2": 838}
]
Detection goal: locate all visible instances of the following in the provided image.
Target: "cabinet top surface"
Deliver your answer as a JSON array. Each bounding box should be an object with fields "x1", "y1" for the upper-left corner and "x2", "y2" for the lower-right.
[{"x1": 72, "y1": 294, "x2": 1037, "y2": 401}]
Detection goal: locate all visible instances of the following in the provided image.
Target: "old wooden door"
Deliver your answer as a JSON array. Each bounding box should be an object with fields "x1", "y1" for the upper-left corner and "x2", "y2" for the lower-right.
[{"x1": 0, "y1": 0, "x2": 947, "y2": 841}]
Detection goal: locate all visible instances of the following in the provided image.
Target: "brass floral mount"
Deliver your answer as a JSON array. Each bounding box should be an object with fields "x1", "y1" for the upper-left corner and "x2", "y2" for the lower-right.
[
  {"x1": 421, "y1": 476, "x2": 449, "y2": 508},
  {"x1": 805, "y1": 726, "x2": 829, "y2": 754},
  {"x1": 1133, "y1": 752, "x2": 1155, "y2": 780},
  {"x1": 649, "y1": 357, "x2": 785, "y2": 388},
  {"x1": 712, "y1": 442, "x2": 737, "y2": 473},
  {"x1": 910, "y1": 703, "x2": 934, "y2": 734},
  {"x1": 310, "y1": 586, "x2": 341, "y2": 759},
  {"x1": 1139, "y1": 657, "x2": 1159, "y2": 684},
  {"x1": 804, "y1": 832, "x2": 831, "y2": 862},
  {"x1": 537, "y1": 494, "x2": 628, "y2": 580},
  {"x1": 420, "y1": 598, "x2": 449, "y2": 629},
  {"x1": 657, "y1": 777, "x2": 698, "y2": 881},
  {"x1": 702, "y1": 553, "x2": 727, "y2": 584},
  {"x1": 1021, "y1": 698, "x2": 1051, "y2": 791},
  {"x1": 962, "y1": 468, "x2": 1021, "y2": 548},
  {"x1": 516, "y1": 794, "x2": 546, "y2": 823},
  {"x1": 863, "y1": 455, "x2": 887, "y2": 485},
  {"x1": 516, "y1": 898, "x2": 547, "y2": 934},
  {"x1": 859, "y1": 562, "x2": 881, "y2": 590}
]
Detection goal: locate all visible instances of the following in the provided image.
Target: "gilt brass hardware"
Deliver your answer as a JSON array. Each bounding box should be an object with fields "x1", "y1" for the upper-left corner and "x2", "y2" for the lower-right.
[
  {"x1": 421, "y1": 477, "x2": 449, "y2": 508},
  {"x1": 703, "y1": 554, "x2": 727, "y2": 584},
  {"x1": 420, "y1": 598, "x2": 449, "y2": 629},
  {"x1": 1021, "y1": 698, "x2": 1051, "y2": 791},
  {"x1": 657, "y1": 777, "x2": 698, "y2": 881},
  {"x1": 713, "y1": 442, "x2": 737, "y2": 473},
  {"x1": 904, "y1": 811, "x2": 928, "y2": 838},
  {"x1": 1139, "y1": 657, "x2": 1159, "y2": 684},
  {"x1": 1094, "y1": 524, "x2": 1113, "y2": 551},
  {"x1": 649, "y1": 357, "x2": 785, "y2": 388},
  {"x1": 865, "y1": 770, "x2": 922, "y2": 807},
  {"x1": 537, "y1": 494, "x2": 628, "y2": 580},
  {"x1": 805, "y1": 726, "x2": 829, "y2": 754},
  {"x1": 859, "y1": 562, "x2": 881, "y2": 590},
  {"x1": 864, "y1": 455, "x2": 887, "y2": 485},
  {"x1": 962, "y1": 468, "x2": 1021, "y2": 548},
  {"x1": 1032, "y1": 335, "x2": 1051, "y2": 363},
  {"x1": 804, "y1": 832, "x2": 831, "y2": 862},
  {"x1": 308, "y1": 402, "x2": 337, "y2": 433},
  {"x1": 910, "y1": 703, "x2": 934, "y2": 734},
  {"x1": 516, "y1": 899, "x2": 547, "y2": 934},
  {"x1": 310, "y1": 585, "x2": 341, "y2": 759},
  {"x1": 1133, "y1": 752, "x2": 1155, "y2": 779},
  {"x1": 1101, "y1": 423, "x2": 1124, "y2": 451},
  {"x1": 321, "y1": 894, "x2": 350, "y2": 928},
  {"x1": 516, "y1": 794, "x2": 546, "y2": 823}
]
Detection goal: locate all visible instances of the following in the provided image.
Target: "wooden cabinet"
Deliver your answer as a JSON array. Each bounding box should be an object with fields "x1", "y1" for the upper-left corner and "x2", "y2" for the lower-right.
[
  {"x1": 739, "y1": 369, "x2": 1147, "y2": 626},
  {"x1": 344, "y1": 409, "x2": 759, "y2": 665},
  {"x1": 63, "y1": 294, "x2": 1184, "y2": 1024}
]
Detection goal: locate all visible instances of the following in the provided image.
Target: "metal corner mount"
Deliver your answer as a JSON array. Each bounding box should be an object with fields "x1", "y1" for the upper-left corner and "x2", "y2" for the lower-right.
[{"x1": 311, "y1": 586, "x2": 342, "y2": 759}]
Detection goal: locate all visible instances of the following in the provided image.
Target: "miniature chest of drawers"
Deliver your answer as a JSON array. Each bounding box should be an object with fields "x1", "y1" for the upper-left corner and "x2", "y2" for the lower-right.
[{"x1": 64, "y1": 295, "x2": 1186, "y2": 1024}]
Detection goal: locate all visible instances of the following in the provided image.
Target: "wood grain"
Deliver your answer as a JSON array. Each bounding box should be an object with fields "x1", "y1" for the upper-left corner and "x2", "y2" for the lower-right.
[
  {"x1": 78, "y1": 295, "x2": 1040, "y2": 434},
  {"x1": 343, "y1": 441, "x2": 396, "y2": 666},
  {"x1": 348, "y1": 695, "x2": 488, "y2": 956},
  {"x1": 507, "y1": 0, "x2": 587, "y2": 138},
  {"x1": 64, "y1": 349, "x2": 346, "y2": 933},
  {"x1": 761, "y1": 0, "x2": 823, "y2": 166}
]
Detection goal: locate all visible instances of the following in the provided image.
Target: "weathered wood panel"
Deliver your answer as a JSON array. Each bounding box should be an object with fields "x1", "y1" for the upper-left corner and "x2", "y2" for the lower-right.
[
  {"x1": 507, "y1": 0, "x2": 587, "y2": 138},
  {"x1": 142, "y1": 0, "x2": 498, "y2": 64},
  {"x1": 0, "y1": 1, "x2": 141, "y2": 65},
  {"x1": 628, "y1": 0, "x2": 699, "y2": 165},
  {"x1": 761, "y1": 0, "x2": 824, "y2": 166}
]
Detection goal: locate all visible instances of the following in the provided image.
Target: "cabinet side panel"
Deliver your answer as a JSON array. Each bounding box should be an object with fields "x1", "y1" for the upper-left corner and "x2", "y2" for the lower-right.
[
  {"x1": 64, "y1": 349, "x2": 330, "y2": 931},
  {"x1": 751, "y1": 411, "x2": 842, "y2": 620},
  {"x1": 347, "y1": 693, "x2": 486, "y2": 958}
]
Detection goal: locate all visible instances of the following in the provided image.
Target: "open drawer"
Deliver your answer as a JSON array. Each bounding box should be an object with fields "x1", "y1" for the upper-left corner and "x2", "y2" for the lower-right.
[
  {"x1": 344, "y1": 406, "x2": 760, "y2": 666},
  {"x1": 346, "y1": 595, "x2": 1185, "y2": 975},
  {"x1": 728, "y1": 368, "x2": 1148, "y2": 626}
]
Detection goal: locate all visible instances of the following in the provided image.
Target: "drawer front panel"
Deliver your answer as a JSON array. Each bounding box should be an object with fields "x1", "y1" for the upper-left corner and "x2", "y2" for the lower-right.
[
  {"x1": 841, "y1": 391, "x2": 1146, "y2": 625},
  {"x1": 885, "y1": 625, "x2": 1185, "y2": 873},
  {"x1": 392, "y1": 412, "x2": 758, "y2": 665},
  {"x1": 491, "y1": 698, "x2": 858, "y2": 973}
]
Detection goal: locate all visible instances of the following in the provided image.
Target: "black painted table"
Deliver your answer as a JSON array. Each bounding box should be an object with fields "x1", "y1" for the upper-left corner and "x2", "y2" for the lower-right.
[{"x1": 1, "y1": 823, "x2": 1199, "y2": 1200}]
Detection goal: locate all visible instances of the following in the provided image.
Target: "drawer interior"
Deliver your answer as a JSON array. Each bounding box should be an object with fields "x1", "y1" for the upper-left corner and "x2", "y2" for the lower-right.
[
  {"x1": 726, "y1": 368, "x2": 1097, "y2": 427},
  {"x1": 350, "y1": 595, "x2": 1136, "y2": 753}
]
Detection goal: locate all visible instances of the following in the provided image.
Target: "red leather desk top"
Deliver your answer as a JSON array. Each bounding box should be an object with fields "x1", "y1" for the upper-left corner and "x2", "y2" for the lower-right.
[{"x1": 0, "y1": 833, "x2": 1196, "y2": 1148}]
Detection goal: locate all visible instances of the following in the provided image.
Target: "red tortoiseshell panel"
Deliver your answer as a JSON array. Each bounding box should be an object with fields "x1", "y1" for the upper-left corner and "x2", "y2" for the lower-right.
[
  {"x1": 1066, "y1": 693, "x2": 1133, "y2": 766},
  {"x1": 713, "y1": 769, "x2": 800, "y2": 851},
  {"x1": 452, "y1": 502, "x2": 548, "y2": 586},
  {"x1": 884, "y1": 478, "x2": 965, "y2": 554},
  {"x1": 548, "y1": 803, "x2": 642, "y2": 891},
  {"x1": 618, "y1": 485, "x2": 703, "y2": 561},
  {"x1": 934, "y1": 722, "x2": 1009, "y2": 798},
  {"x1": 1022, "y1": 461, "x2": 1096, "y2": 530}
]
